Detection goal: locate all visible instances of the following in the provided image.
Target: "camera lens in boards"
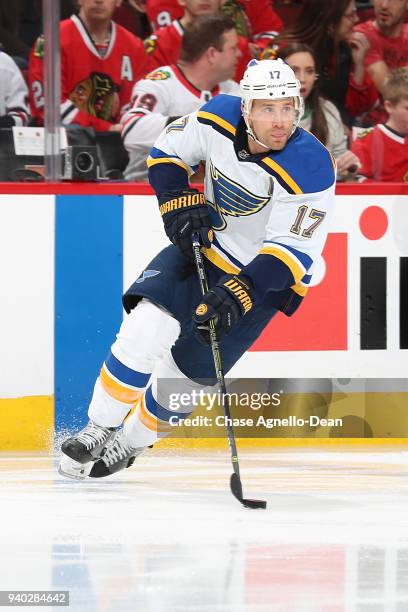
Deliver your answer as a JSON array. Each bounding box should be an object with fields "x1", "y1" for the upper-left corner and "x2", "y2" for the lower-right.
[{"x1": 74, "y1": 151, "x2": 95, "y2": 173}]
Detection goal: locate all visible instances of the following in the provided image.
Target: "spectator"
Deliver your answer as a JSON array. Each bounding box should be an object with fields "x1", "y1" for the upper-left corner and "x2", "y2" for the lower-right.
[
  {"x1": 0, "y1": 1, "x2": 30, "y2": 66},
  {"x1": 113, "y1": 0, "x2": 151, "y2": 39},
  {"x1": 277, "y1": 0, "x2": 379, "y2": 125},
  {"x1": 352, "y1": 67, "x2": 408, "y2": 181},
  {"x1": 28, "y1": 0, "x2": 155, "y2": 131},
  {"x1": 0, "y1": 51, "x2": 30, "y2": 126},
  {"x1": 354, "y1": 0, "x2": 408, "y2": 122},
  {"x1": 146, "y1": 0, "x2": 282, "y2": 43},
  {"x1": 143, "y1": 0, "x2": 252, "y2": 81},
  {"x1": 121, "y1": 15, "x2": 240, "y2": 180},
  {"x1": 278, "y1": 43, "x2": 361, "y2": 180}
]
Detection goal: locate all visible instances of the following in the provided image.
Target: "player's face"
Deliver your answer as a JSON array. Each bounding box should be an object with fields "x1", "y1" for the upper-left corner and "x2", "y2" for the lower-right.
[
  {"x1": 179, "y1": 0, "x2": 221, "y2": 18},
  {"x1": 385, "y1": 97, "x2": 408, "y2": 135},
  {"x1": 374, "y1": 0, "x2": 408, "y2": 29},
  {"x1": 283, "y1": 52, "x2": 316, "y2": 101},
  {"x1": 248, "y1": 98, "x2": 296, "y2": 152},
  {"x1": 337, "y1": 1, "x2": 359, "y2": 41},
  {"x1": 78, "y1": 0, "x2": 122, "y2": 22},
  {"x1": 212, "y1": 29, "x2": 241, "y2": 81}
]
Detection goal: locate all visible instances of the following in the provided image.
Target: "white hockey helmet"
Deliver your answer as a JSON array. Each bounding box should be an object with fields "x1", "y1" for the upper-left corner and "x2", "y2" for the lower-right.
[{"x1": 240, "y1": 58, "x2": 304, "y2": 146}]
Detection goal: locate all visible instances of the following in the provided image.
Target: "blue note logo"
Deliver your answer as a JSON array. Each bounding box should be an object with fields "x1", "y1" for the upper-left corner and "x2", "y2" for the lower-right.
[
  {"x1": 135, "y1": 270, "x2": 161, "y2": 283},
  {"x1": 208, "y1": 162, "x2": 270, "y2": 230}
]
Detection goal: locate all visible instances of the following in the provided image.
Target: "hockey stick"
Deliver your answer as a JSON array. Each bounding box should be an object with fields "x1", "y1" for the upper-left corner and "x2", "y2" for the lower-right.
[{"x1": 191, "y1": 233, "x2": 267, "y2": 510}]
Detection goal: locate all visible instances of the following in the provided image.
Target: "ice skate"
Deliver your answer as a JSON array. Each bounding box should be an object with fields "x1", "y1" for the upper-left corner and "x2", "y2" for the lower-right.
[
  {"x1": 58, "y1": 420, "x2": 116, "y2": 480},
  {"x1": 89, "y1": 430, "x2": 146, "y2": 478}
]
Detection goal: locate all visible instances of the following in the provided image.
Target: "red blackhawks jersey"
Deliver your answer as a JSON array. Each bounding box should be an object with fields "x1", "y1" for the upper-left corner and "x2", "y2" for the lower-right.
[
  {"x1": 144, "y1": 19, "x2": 251, "y2": 81},
  {"x1": 351, "y1": 124, "x2": 408, "y2": 182},
  {"x1": 146, "y1": 0, "x2": 282, "y2": 39},
  {"x1": 28, "y1": 15, "x2": 154, "y2": 130}
]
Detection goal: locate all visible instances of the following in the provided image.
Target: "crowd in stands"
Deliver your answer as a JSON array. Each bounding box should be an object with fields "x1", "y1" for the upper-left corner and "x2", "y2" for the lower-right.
[{"x1": 0, "y1": 0, "x2": 406, "y2": 182}]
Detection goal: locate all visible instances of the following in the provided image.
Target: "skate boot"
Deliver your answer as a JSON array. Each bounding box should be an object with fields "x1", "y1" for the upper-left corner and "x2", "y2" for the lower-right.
[
  {"x1": 58, "y1": 420, "x2": 116, "y2": 480},
  {"x1": 89, "y1": 430, "x2": 146, "y2": 478}
]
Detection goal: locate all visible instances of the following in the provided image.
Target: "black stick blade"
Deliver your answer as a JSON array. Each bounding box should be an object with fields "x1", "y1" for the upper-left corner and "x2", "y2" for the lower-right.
[
  {"x1": 230, "y1": 473, "x2": 267, "y2": 509},
  {"x1": 242, "y1": 498, "x2": 267, "y2": 510}
]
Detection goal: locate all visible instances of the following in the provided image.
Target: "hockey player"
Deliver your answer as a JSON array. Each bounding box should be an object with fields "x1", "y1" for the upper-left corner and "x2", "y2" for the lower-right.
[
  {"x1": 28, "y1": 0, "x2": 154, "y2": 130},
  {"x1": 121, "y1": 15, "x2": 240, "y2": 181},
  {"x1": 0, "y1": 51, "x2": 30, "y2": 127},
  {"x1": 352, "y1": 67, "x2": 408, "y2": 181},
  {"x1": 59, "y1": 59, "x2": 336, "y2": 480}
]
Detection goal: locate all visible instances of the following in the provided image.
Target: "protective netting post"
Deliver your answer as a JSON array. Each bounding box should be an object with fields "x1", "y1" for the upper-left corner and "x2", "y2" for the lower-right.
[{"x1": 43, "y1": 0, "x2": 62, "y2": 181}]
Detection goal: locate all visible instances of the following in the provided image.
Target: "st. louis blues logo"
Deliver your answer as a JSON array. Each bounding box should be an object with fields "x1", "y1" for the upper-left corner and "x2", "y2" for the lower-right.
[
  {"x1": 208, "y1": 163, "x2": 270, "y2": 230},
  {"x1": 135, "y1": 270, "x2": 161, "y2": 283}
]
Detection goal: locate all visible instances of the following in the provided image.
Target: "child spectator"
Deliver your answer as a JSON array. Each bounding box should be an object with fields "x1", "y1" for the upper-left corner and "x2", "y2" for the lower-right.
[
  {"x1": 352, "y1": 67, "x2": 408, "y2": 181},
  {"x1": 29, "y1": 0, "x2": 155, "y2": 131},
  {"x1": 0, "y1": 51, "x2": 30, "y2": 126},
  {"x1": 121, "y1": 15, "x2": 240, "y2": 180},
  {"x1": 279, "y1": 43, "x2": 361, "y2": 180},
  {"x1": 276, "y1": 0, "x2": 379, "y2": 125}
]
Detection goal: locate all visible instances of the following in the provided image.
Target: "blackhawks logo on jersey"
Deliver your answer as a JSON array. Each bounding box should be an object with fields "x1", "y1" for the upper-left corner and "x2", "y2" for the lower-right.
[
  {"x1": 208, "y1": 162, "x2": 270, "y2": 230},
  {"x1": 145, "y1": 69, "x2": 171, "y2": 81},
  {"x1": 69, "y1": 72, "x2": 119, "y2": 120}
]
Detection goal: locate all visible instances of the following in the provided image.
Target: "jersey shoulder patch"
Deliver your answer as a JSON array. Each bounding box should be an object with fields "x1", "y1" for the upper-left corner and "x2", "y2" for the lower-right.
[
  {"x1": 197, "y1": 95, "x2": 241, "y2": 140},
  {"x1": 356, "y1": 127, "x2": 374, "y2": 140},
  {"x1": 259, "y1": 129, "x2": 336, "y2": 195},
  {"x1": 145, "y1": 68, "x2": 172, "y2": 81},
  {"x1": 144, "y1": 35, "x2": 158, "y2": 54},
  {"x1": 33, "y1": 34, "x2": 44, "y2": 58}
]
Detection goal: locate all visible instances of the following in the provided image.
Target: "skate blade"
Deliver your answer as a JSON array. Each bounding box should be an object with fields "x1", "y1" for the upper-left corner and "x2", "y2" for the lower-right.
[{"x1": 58, "y1": 455, "x2": 93, "y2": 480}]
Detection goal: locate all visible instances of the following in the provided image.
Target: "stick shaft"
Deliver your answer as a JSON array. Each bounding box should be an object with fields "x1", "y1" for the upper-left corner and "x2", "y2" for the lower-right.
[{"x1": 191, "y1": 235, "x2": 241, "y2": 482}]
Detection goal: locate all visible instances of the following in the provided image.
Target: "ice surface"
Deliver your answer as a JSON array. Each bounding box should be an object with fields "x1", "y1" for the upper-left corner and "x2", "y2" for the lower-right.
[{"x1": 1, "y1": 446, "x2": 408, "y2": 611}]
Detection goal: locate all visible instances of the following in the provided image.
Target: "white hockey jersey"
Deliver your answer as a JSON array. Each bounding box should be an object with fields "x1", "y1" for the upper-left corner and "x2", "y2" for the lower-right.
[
  {"x1": 120, "y1": 65, "x2": 239, "y2": 180},
  {"x1": 0, "y1": 52, "x2": 29, "y2": 126},
  {"x1": 147, "y1": 95, "x2": 336, "y2": 302}
]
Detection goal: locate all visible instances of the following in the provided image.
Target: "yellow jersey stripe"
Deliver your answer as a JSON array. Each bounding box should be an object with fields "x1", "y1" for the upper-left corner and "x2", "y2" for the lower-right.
[
  {"x1": 203, "y1": 247, "x2": 240, "y2": 274},
  {"x1": 261, "y1": 157, "x2": 303, "y2": 194},
  {"x1": 146, "y1": 156, "x2": 192, "y2": 175},
  {"x1": 291, "y1": 283, "x2": 309, "y2": 297},
  {"x1": 260, "y1": 246, "x2": 304, "y2": 283},
  {"x1": 197, "y1": 111, "x2": 236, "y2": 136}
]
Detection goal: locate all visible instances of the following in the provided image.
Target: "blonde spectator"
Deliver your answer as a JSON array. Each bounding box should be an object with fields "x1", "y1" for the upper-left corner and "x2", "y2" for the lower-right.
[{"x1": 352, "y1": 67, "x2": 408, "y2": 181}]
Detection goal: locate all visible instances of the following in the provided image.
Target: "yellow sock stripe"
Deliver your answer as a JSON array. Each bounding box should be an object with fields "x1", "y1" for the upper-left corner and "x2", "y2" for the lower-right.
[
  {"x1": 138, "y1": 395, "x2": 173, "y2": 433},
  {"x1": 260, "y1": 245, "x2": 305, "y2": 283},
  {"x1": 123, "y1": 394, "x2": 142, "y2": 423},
  {"x1": 100, "y1": 366, "x2": 142, "y2": 404},
  {"x1": 138, "y1": 394, "x2": 158, "y2": 431},
  {"x1": 197, "y1": 111, "x2": 236, "y2": 136},
  {"x1": 261, "y1": 157, "x2": 303, "y2": 194},
  {"x1": 146, "y1": 156, "x2": 192, "y2": 175}
]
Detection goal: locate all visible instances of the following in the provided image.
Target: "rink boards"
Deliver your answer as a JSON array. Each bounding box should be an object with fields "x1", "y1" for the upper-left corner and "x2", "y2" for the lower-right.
[{"x1": 0, "y1": 183, "x2": 407, "y2": 449}]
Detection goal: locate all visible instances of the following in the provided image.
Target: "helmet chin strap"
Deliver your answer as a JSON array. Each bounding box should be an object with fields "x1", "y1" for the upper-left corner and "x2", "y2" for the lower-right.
[{"x1": 243, "y1": 114, "x2": 270, "y2": 150}]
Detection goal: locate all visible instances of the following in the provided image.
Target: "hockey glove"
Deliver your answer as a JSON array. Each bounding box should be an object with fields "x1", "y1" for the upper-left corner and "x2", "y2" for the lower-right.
[
  {"x1": 193, "y1": 274, "x2": 254, "y2": 344},
  {"x1": 160, "y1": 189, "x2": 213, "y2": 259}
]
